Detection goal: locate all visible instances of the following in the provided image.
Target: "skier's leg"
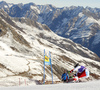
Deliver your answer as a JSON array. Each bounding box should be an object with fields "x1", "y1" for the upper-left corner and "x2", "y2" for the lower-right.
[
  {"x1": 73, "y1": 76, "x2": 79, "y2": 82},
  {"x1": 78, "y1": 70, "x2": 86, "y2": 78},
  {"x1": 83, "y1": 69, "x2": 89, "y2": 78}
]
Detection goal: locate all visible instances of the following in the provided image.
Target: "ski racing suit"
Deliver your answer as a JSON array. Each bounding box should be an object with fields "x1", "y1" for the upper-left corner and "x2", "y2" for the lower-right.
[
  {"x1": 61, "y1": 73, "x2": 69, "y2": 82},
  {"x1": 70, "y1": 66, "x2": 89, "y2": 81}
]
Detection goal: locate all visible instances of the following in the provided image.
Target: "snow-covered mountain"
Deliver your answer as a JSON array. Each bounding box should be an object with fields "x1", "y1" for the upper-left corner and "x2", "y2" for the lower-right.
[
  {"x1": 0, "y1": 1, "x2": 40, "y2": 21},
  {"x1": 37, "y1": 5, "x2": 100, "y2": 57},
  {"x1": 1, "y1": 1, "x2": 100, "y2": 57},
  {"x1": 0, "y1": 2, "x2": 100, "y2": 86}
]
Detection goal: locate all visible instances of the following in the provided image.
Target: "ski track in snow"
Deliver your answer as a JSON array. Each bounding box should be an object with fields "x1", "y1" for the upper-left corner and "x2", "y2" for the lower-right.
[{"x1": 0, "y1": 80, "x2": 100, "y2": 90}]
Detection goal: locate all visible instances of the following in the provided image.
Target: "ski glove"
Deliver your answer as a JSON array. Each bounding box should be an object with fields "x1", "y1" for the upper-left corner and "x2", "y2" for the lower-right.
[
  {"x1": 67, "y1": 71, "x2": 70, "y2": 74},
  {"x1": 70, "y1": 76, "x2": 73, "y2": 78}
]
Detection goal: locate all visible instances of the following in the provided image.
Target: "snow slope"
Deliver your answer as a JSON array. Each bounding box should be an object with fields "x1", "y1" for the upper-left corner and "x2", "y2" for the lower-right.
[
  {"x1": 0, "y1": 9, "x2": 100, "y2": 87},
  {"x1": 0, "y1": 80, "x2": 100, "y2": 90}
]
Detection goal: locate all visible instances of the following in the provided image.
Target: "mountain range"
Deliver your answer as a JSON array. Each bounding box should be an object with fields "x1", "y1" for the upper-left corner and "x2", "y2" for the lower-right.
[
  {"x1": 0, "y1": 1, "x2": 100, "y2": 86},
  {"x1": 1, "y1": 1, "x2": 100, "y2": 57}
]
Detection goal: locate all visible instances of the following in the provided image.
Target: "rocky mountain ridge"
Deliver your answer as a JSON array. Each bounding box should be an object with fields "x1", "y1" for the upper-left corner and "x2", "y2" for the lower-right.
[{"x1": 1, "y1": 1, "x2": 100, "y2": 57}]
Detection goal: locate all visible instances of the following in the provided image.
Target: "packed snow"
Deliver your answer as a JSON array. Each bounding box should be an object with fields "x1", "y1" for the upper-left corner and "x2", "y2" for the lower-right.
[{"x1": 0, "y1": 80, "x2": 100, "y2": 90}]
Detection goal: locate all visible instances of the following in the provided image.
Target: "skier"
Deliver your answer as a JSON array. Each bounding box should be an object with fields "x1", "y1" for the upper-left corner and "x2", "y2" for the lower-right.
[
  {"x1": 61, "y1": 70, "x2": 69, "y2": 82},
  {"x1": 69, "y1": 63, "x2": 89, "y2": 82}
]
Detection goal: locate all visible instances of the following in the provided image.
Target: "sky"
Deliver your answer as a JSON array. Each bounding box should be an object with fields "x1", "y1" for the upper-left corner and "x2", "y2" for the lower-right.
[{"x1": 0, "y1": 0, "x2": 100, "y2": 8}]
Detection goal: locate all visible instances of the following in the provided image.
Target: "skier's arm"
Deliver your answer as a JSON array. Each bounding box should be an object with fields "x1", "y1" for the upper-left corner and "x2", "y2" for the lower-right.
[
  {"x1": 74, "y1": 66, "x2": 81, "y2": 71},
  {"x1": 70, "y1": 66, "x2": 81, "y2": 73},
  {"x1": 67, "y1": 74, "x2": 69, "y2": 79}
]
